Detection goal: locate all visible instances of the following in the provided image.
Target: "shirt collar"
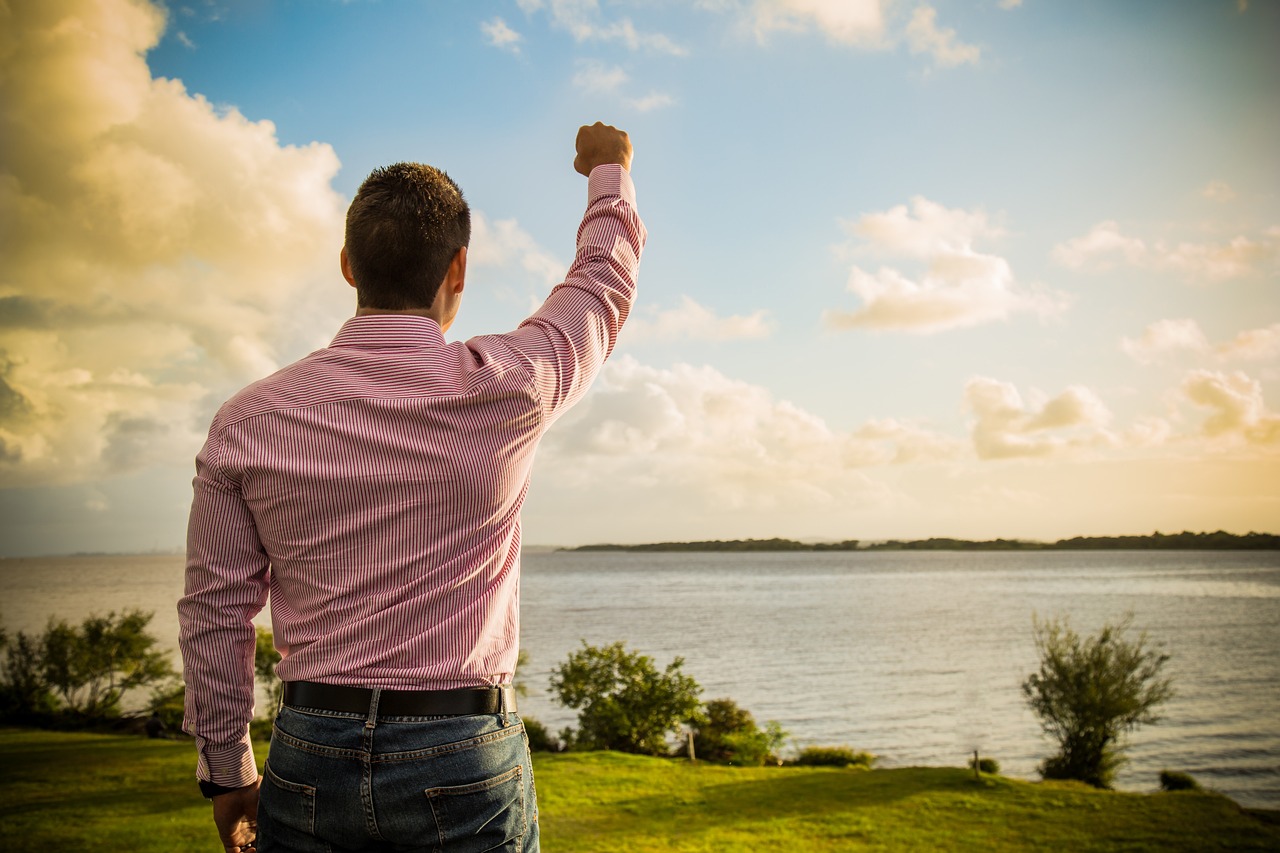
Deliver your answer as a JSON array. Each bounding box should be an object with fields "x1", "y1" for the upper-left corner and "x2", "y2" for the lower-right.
[{"x1": 330, "y1": 314, "x2": 447, "y2": 350}]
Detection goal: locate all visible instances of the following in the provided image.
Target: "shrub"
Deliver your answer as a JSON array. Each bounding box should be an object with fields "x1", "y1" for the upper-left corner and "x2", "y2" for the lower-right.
[
  {"x1": 689, "y1": 698, "x2": 786, "y2": 765},
  {"x1": 550, "y1": 641, "x2": 703, "y2": 755},
  {"x1": 522, "y1": 716, "x2": 560, "y2": 752},
  {"x1": 793, "y1": 746, "x2": 875, "y2": 769},
  {"x1": 1160, "y1": 770, "x2": 1201, "y2": 792},
  {"x1": 969, "y1": 755, "x2": 1001, "y2": 775},
  {"x1": 1022, "y1": 613, "x2": 1173, "y2": 789}
]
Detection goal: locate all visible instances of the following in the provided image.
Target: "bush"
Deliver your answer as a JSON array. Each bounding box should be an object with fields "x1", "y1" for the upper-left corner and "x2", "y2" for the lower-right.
[
  {"x1": 793, "y1": 746, "x2": 875, "y2": 769},
  {"x1": 688, "y1": 698, "x2": 786, "y2": 765},
  {"x1": 1022, "y1": 613, "x2": 1173, "y2": 789},
  {"x1": 969, "y1": 755, "x2": 1000, "y2": 775},
  {"x1": 549, "y1": 641, "x2": 703, "y2": 755},
  {"x1": 1160, "y1": 770, "x2": 1201, "y2": 792},
  {"x1": 522, "y1": 716, "x2": 560, "y2": 752}
]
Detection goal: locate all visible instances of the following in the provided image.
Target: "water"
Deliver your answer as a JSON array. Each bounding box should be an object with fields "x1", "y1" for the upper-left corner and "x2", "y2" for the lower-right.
[{"x1": 2, "y1": 549, "x2": 1277, "y2": 808}]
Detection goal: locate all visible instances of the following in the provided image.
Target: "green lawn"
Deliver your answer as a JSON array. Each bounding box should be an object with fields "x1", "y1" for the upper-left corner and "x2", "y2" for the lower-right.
[{"x1": 2, "y1": 728, "x2": 1277, "y2": 852}]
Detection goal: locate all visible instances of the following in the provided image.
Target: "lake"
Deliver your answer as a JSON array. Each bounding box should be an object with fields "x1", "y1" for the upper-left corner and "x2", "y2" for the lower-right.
[{"x1": 2, "y1": 549, "x2": 1277, "y2": 808}]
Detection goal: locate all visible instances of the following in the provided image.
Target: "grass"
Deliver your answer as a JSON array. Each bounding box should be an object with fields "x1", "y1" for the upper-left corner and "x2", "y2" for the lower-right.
[{"x1": 2, "y1": 728, "x2": 1278, "y2": 852}]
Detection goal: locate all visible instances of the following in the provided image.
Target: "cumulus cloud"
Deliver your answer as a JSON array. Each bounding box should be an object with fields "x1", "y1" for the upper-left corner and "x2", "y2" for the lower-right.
[
  {"x1": 518, "y1": 0, "x2": 687, "y2": 55},
  {"x1": 481, "y1": 16, "x2": 523, "y2": 53},
  {"x1": 622, "y1": 296, "x2": 773, "y2": 344},
  {"x1": 535, "y1": 356, "x2": 959, "y2": 510},
  {"x1": 1202, "y1": 180, "x2": 1237, "y2": 203},
  {"x1": 964, "y1": 377, "x2": 1115, "y2": 459},
  {"x1": 571, "y1": 60, "x2": 675, "y2": 111},
  {"x1": 905, "y1": 5, "x2": 981, "y2": 67},
  {"x1": 825, "y1": 197, "x2": 1068, "y2": 333},
  {"x1": 1122, "y1": 319, "x2": 1280, "y2": 365},
  {"x1": 0, "y1": 0, "x2": 350, "y2": 487},
  {"x1": 742, "y1": 0, "x2": 888, "y2": 46},
  {"x1": 469, "y1": 213, "x2": 567, "y2": 286},
  {"x1": 1053, "y1": 221, "x2": 1280, "y2": 281},
  {"x1": 1180, "y1": 370, "x2": 1280, "y2": 446}
]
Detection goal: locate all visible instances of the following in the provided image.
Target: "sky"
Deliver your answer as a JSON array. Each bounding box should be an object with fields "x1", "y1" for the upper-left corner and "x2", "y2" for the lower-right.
[{"x1": 1, "y1": 0, "x2": 1278, "y2": 556}]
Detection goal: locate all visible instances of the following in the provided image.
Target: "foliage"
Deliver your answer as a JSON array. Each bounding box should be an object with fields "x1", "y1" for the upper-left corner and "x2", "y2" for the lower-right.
[
  {"x1": 793, "y1": 746, "x2": 876, "y2": 768},
  {"x1": 1, "y1": 610, "x2": 174, "y2": 722},
  {"x1": 254, "y1": 626, "x2": 283, "y2": 716},
  {"x1": 1160, "y1": 770, "x2": 1201, "y2": 792},
  {"x1": 1022, "y1": 614, "x2": 1173, "y2": 789},
  {"x1": 549, "y1": 640, "x2": 703, "y2": 755},
  {"x1": 147, "y1": 680, "x2": 186, "y2": 733},
  {"x1": 689, "y1": 697, "x2": 786, "y2": 765},
  {"x1": 522, "y1": 716, "x2": 560, "y2": 752},
  {"x1": 969, "y1": 755, "x2": 1001, "y2": 775}
]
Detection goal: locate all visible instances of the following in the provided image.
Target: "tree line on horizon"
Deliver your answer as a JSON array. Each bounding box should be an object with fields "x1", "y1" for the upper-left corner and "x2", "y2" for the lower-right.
[{"x1": 569, "y1": 530, "x2": 1280, "y2": 553}]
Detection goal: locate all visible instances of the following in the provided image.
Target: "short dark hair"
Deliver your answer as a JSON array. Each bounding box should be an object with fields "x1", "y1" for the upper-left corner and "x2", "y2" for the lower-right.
[{"x1": 344, "y1": 162, "x2": 471, "y2": 310}]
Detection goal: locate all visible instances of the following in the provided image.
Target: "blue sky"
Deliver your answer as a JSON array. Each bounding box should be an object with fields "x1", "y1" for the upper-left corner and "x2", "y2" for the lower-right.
[{"x1": 1, "y1": 0, "x2": 1277, "y2": 555}]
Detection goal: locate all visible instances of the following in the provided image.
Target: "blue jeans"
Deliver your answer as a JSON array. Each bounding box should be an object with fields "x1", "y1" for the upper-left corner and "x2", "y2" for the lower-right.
[{"x1": 259, "y1": 698, "x2": 539, "y2": 852}]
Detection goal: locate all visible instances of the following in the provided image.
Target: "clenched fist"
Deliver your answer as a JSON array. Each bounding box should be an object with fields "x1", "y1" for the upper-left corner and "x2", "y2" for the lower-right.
[{"x1": 574, "y1": 122, "x2": 633, "y2": 176}]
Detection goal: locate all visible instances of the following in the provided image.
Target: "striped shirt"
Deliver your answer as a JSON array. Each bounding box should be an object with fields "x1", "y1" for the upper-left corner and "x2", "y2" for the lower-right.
[{"x1": 178, "y1": 165, "x2": 645, "y2": 787}]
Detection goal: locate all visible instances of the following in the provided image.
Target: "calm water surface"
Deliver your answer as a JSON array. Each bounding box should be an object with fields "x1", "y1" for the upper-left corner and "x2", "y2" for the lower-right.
[{"x1": 2, "y1": 549, "x2": 1277, "y2": 808}]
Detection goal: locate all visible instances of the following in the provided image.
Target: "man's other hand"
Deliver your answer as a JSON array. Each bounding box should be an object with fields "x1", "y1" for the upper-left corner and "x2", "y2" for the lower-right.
[
  {"x1": 212, "y1": 778, "x2": 260, "y2": 853},
  {"x1": 574, "y1": 122, "x2": 633, "y2": 176}
]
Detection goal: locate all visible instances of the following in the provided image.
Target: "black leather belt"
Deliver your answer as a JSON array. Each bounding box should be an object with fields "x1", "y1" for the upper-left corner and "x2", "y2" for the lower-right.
[{"x1": 283, "y1": 681, "x2": 516, "y2": 717}]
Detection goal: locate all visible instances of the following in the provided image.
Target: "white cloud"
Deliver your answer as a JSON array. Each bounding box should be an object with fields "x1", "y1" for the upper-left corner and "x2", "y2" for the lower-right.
[
  {"x1": 535, "y1": 356, "x2": 959, "y2": 510},
  {"x1": 629, "y1": 91, "x2": 676, "y2": 112},
  {"x1": 1122, "y1": 319, "x2": 1280, "y2": 365},
  {"x1": 622, "y1": 296, "x2": 773, "y2": 343},
  {"x1": 572, "y1": 59, "x2": 630, "y2": 94},
  {"x1": 481, "y1": 16, "x2": 523, "y2": 53},
  {"x1": 998, "y1": 0, "x2": 1023, "y2": 9},
  {"x1": 964, "y1": 377, "x2": 1115, "y2": 459},
  {"x1": 469, "y1": 212, "x2": 567, "y2": 286},
  {"x1": 826, "y1": 197, "x2": 1068, "y2": 333},
  {"x1": 1180, "y1": 370, "x2": 1280, "y2": 446},
  {"x1": 745, "y1": 0, "x2": 887, "y2": 46},
  {"x1": 1202, "y1": 180, "x2": 1237, "y2": 203},
  {"x1": 521, "y1": 0, "x2": 687, "y2": 55},
  {"x1": 0, "y1": 0, "x2": 348, "y2": 487},
  {"x1": 1053, "y1": 221, "x2": 1280, "y2": 281},
  {"x1": 905, "y1": 5, "x2": 981, "y2": 67}
]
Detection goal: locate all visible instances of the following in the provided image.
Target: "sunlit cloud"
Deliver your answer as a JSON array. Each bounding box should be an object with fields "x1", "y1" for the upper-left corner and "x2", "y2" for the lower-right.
[
  {"x1": 825, "y1": 197, "x2": 1068, "y2": 333},
  {"x1": 1201, "y1": 180, "x2": 1237, "y2": 203},
  {"x1": 905, "y1": 5, "x2": 981, "y2": 67},
  {"x1": 1122, "y1": 319, "x2": 1280, "y2": 365},
  {"x1": 0, "y1": 0, "x2": 348, "y2": 487},
  {"x1": 516, "y1": 0, "x2": 688, "y2": 55},
  {"x1": 1053, "y1": 221, "x2": 1280, "y2": 281},
  {"x1": 1180, "y1": 370, "x2": 1280, "y2": 446},
  {"x1": 481, "y1": 16, "x2": 523, "y2": 53},
  {"x1": 536, "y1": 356, "x2": 959, "y2": 511},
  {"x1": 571, "y1": 60, "x2": 675, "y2": 111},
  {"x1": 622, "y1": 296, "x2": 773, "y2": 344},
  {"x1": 964, "y1": 377, "x2": 1116, "y2": 459},
  {"x1": 469, "y1": 212, "x2": 567, "y2": 286},
  {"x1": 998, "y1": 0, "x2": 1023, "y2": 9},
  {"x1": 743, "y1": 0, "x2": 888, "y2": 46}
]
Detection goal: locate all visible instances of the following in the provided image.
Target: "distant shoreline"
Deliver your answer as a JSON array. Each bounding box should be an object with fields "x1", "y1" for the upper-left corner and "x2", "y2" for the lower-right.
[{"x1": 566, "y1": 531, "x2": 1280, "y2": 552}]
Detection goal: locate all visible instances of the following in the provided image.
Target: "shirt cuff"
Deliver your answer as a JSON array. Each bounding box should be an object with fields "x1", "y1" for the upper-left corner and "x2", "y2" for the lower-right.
[
  {"x1": 198, "y1": 738, "x2": 259, "y2": 788},
  {"x1": 587, "y1": 163, "x2": 636, "y2": 209}
]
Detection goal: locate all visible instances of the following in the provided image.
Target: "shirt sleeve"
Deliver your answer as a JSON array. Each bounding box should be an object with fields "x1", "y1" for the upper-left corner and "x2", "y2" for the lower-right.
[
  {"x1": 177, "y1": 419, "x2": 270, "y2": 788},
  {"x1": 481, "y1": 163, "x2": 647, "y2": 425}
]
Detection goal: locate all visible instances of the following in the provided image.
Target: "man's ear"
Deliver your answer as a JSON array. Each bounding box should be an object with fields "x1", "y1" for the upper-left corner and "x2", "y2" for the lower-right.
[
  {"x1": 340, "y1": 246, "x2": 357, "y2": 288},
  {"x1": 447, "y1": 246, "x2": 467, "y2": 295}
]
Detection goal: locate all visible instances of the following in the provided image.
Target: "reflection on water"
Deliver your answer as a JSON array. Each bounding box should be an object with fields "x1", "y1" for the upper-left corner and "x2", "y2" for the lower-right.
[{"x1": 2, "y1": 549, "x2": 1278, "y2": 808}]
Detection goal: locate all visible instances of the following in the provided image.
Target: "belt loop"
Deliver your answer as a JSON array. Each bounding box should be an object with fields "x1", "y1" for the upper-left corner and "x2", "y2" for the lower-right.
[{"x1": 365, "y1": 687, "x2": 382, "y2": 730}]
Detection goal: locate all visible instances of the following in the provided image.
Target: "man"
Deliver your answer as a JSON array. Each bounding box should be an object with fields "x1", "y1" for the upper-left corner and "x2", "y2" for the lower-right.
[{"x1": 179, "y1": 122, "x2": 643, "y2": 853}]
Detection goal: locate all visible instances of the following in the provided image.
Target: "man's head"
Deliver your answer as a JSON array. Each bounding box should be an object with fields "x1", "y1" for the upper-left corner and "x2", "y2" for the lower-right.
[{"x1": 343, "y1": 162, "x2": 471, "y2": 311}]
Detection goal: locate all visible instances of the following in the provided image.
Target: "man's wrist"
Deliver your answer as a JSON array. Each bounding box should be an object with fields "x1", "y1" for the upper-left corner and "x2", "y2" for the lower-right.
[{"x1": 199, "y1": 779, "x2": 252, "y2": 799}]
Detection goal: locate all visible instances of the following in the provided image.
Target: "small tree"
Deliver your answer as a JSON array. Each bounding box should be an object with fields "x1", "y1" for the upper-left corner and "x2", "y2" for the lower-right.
[
  {"x1": 255, "y1": 626, "x2": 283, "y2": 714},
  {"x1": 1022, "y1": 614, "x2": 1173, "y2": 788},
  {"x1": 39, "y1": 610, "x2": 174, "y2": 718},
  {"x1": 549, "y1": 641, "x2": 703, "y2": 755}
]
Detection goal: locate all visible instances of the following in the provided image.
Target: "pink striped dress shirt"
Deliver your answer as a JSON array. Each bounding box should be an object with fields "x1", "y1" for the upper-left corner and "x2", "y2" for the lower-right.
[{"x1": 179, "y1": 165, "x2": 645, "y2": 787}]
